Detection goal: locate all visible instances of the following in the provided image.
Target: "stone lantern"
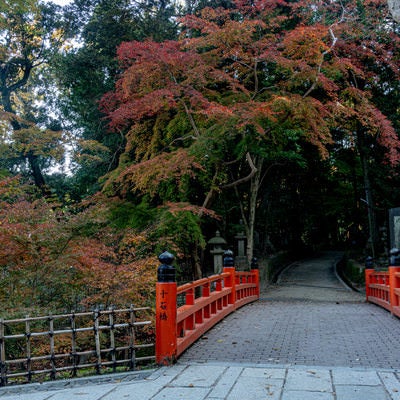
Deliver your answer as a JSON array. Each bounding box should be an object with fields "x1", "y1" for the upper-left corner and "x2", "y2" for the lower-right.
[
  {"x1": 235, "y1": 220, "x2": 247, "y2": 270},
  {"x1": 208, "y1": 231, "x2": 227, "y2": 274}
]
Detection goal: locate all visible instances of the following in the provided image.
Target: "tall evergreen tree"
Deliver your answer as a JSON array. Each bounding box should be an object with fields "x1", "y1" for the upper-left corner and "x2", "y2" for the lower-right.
[
  {"x1": 54, "y1": 0, "x2": 179, "y2": 198},
  {"x1": 0, "y1": 0, "x2": 72, "y2": 194}
]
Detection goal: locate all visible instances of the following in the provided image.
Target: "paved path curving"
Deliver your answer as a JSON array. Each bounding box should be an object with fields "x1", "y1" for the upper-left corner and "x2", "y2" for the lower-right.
[
  {"x1": 2, "y1": 252, "x2": 400, "y2": 399},
  {"x1": 179, "y1": 251, "x2": 400, "y2": 369},
  {"x1": 265, "y1": 251, "x2": 363, "y2": 303}
]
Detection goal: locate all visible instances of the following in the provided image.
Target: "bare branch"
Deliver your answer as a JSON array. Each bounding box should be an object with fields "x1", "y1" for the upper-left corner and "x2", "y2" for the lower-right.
[
  {"x1": 166, "y1": 68, "x2": 202, "y2": 138},
  {"x1": 168, "y1": 134, "x2": 198, "y2": 146},
  {"x1": 303, "y1": 14, "x2": 341, "y2": 98},
  {"x1": 220, "y1": 152, "x2": 257, "y2": 189},
  {"x1": 199, "y1": 171, "x2": 220, "y2": 217},
  {"x1": 179, "y1": 98, "x2": 201, "y2": 137}
]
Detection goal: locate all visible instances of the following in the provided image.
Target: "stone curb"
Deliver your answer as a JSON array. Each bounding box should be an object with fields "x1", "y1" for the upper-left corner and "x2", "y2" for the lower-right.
[{"x1": 0, "y1": 368, "x2": 157, "y2": 395}]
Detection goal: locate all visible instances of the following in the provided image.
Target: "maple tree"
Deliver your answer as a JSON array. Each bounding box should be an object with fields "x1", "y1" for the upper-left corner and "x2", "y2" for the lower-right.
[
  {"x1": 0, "y1": 177, "x2": 157, "y2": 316},
  {"x1": 101, "y1": 0, "x2": 400, "y2": 266},
  {"x1": 53, "y1": 0, "x2": 180, "y2": 197},
  {"x1": 1, "y1": 0, "x2": 400, "y2": 318}
]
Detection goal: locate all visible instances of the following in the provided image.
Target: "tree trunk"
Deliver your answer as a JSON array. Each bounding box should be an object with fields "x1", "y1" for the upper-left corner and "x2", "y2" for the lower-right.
[
  {"x1": 193, "y1": 244, "x2": 203, "y2": 280},
  {"x1": 236, "y1": 155, "x2": 263, "y2": 264},
  {"x1": 27, "y1": 151, "x2": 47, "y2": 191},
  {"x1": 358, "y1": 133, "x2": 379, "y2": 258},
  {"x1": 2, "y1": 89, "x2": 48, "y2": 196}
]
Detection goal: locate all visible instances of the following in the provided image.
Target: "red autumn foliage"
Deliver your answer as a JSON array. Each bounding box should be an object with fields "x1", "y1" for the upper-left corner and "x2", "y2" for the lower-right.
[{"x1": 0, "y1": 178, "x2": 157, "y2": 316}]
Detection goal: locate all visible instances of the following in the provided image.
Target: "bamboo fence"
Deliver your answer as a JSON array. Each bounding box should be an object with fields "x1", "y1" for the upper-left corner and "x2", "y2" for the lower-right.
[{"x1": 0, "y1": 306, "x2": 155, "y2": 386}]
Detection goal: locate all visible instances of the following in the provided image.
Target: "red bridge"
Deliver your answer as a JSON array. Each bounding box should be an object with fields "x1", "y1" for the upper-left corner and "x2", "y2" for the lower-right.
[
  {"x1": 365, "y1": 267, "x2": 400, "y2": 318},
  {"x1": 2, "y1": 252, "x2": 400, "y2": 399},
  {"x1": 155, "y1": 250, "x2": 260, "y2": 364},
  {"x1": 155, "y1": 250, "x2": 400, "y2": 368}
]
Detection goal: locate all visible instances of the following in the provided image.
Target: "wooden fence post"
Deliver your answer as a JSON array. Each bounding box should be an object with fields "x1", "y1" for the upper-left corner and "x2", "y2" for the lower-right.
[
  {"x1": 222, "y1": 250, "x2": 236, "y2": 305},
  {"x1": 0, "y1": 319, "x2": 6, "y2": 386},
  {"x1": 155, "y1": 251, "x2": 177, "y2": 366},
  {"x1": 128, "y1": 305, "x2": 136, "y2": 370},
  {"x1": 25, "y1": 316, "x2": 32, "y2": 383},
  {"x1": 94, "y1": 308, "x2": 102, "y2": 374}
]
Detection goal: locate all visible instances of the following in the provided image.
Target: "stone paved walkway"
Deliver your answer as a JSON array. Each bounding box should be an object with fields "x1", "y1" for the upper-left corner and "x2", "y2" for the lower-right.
[
  {"x1": 179, "y1": 252, "x2": 400, "y2": 369},
  {"x1": 2, "y1": 363, "x2": 400, "y2": 400}
]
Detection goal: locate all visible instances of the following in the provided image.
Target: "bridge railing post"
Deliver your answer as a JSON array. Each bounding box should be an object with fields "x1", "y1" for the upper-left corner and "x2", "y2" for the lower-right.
[
  {"x1": 155, "y1": 251, "x2": 177, "y2": 365},
  {"x1": 389, "y1": 266, "x2": 400, "y2": 313},
  {"x1": 251, "y1": 257, "x2": 260, "y2": 298},
  {"x1": 365, "y1": 268, "x2": 374, "y2": 302},
  {"x1": 364, "y1": 256, "x2": 375, "y2": 302},
  {"x1": 222, "y1": 250, "x2": 236, "y2": 305}
]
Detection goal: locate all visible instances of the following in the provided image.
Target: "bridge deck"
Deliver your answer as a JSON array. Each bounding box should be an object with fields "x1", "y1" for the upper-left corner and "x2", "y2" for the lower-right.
[{"x1": 179, "y1": 252, "x2": 400, "y2": 369}]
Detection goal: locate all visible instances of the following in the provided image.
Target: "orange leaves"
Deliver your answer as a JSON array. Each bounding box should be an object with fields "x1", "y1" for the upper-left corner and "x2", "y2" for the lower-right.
[
  {"x1": 111, "y1": 149, "x2": 205, "y2": 198},
  {"x1": 107, "y1": 89, "x2": 177, "y2": 131},
  {"x1": 69, "y1": 234, "x2": 157, "y2": 308},
  {"x1": 180, "y1": 13, "x2": 220, "y2": 36},
  {"x1": 332, "y1": 86, "x2": 400, "y2": 166},
  {"x1": 117, "y1": 39, "x2": 181, "y2": 67},
  {"x1": 269, "y1": 94, "x2": 333, "y2": 157},
  {"x1": 163, "y1": 201, "x2": 220, "y2": 220},
  {"x1": 12, "y1": 126, "x2": 64, "y2": 159},
  {"x1": 0, "y1": 175, "x2": 25, "y2": 200},
  {"x1": 201, "y1": 102, "x2": 236, "y2": 119},
  {"x1": 275, "y1": 24, "x2": 334, "y2": 96},
  {"x1": 375, "y1": 112, "x2": 400, "y2": 166},
  {"x1": 103, "y1": 39, "x2": 220, "y2": 133},
  {"x1": 182, "y1": 10, "x2": 266, "y2": 72},
  {"x1": 117, "y1": 39, "x2": 209, "y2": 94},
  {"x1": 0, "y1": 178, "x2": 160, "y2": 313},
  {"x1": 283, "y1": 25, "x2": 330, "y2": 65}
]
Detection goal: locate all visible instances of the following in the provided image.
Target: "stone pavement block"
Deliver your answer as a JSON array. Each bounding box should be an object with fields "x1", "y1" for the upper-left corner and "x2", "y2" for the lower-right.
[
  {"x1": 378, "y1": 372, "x2": 400, "y2": 400},
  {"x1": 332, "y1": 369, "x2": 382, "y2": 385},
  {"x1": 101, "y1": 381, "x2": 165, "y2": 400},
  {"x1": 334, "y1": 385, "x2": 389, "y2": 400},
  {"x1": 285, "y1": 369, "x2": 333, "y2": 392},
  {"x1": 149, "y1": 364, "x2": 187, "y2": 380},
  {"x1": 152, "y1": 386, "x2": 210, "y2": 399},
  {"x1": 50, "y1": 383, "x2": 117, "y2": 400},
  {"x1": 241, "y1": 366, "x2": 286, "y2": 379},
  {"x1": 169, "y1": 365, "x2": 225, "y2": 387},
  {"x1": 281, "y1": 391, "x2": 334, "y2": 400},
  {"x1": 145, "y1": 366, "x2": 186, "y2": 388},
  {"x1": 0, "y1": 393, "x2": 53, "y2": 400},
  {"x1": 207, "y1": 366, "x2": 243, "y2": 399},
  {"x1": 226, "y1": 375, "x2": 282, "y2": 400}
]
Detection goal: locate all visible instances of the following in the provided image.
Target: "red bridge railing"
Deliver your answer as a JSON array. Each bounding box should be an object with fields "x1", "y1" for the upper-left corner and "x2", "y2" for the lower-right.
[
  {"x1": 365, "y1": 266, "x2": 400, "y2": 318},
  {"x1": 155, "y1": 251, "x2": 259, "y2": 365}
]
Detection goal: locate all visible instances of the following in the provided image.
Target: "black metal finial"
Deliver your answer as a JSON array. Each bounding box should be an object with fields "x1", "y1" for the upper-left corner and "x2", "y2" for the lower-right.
[
  {"x1": 365, "y1": 256, "x2": 373, "y2": 269},
  {"x1": 157, "y1": 251, "x2": 176, "y2": 282},
  {"x1": 251, "y1": 257, "x2": 258, "y2": 270},
  {"x1": 223, "y1": 249, "x2": 234, "y2": 268}
]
